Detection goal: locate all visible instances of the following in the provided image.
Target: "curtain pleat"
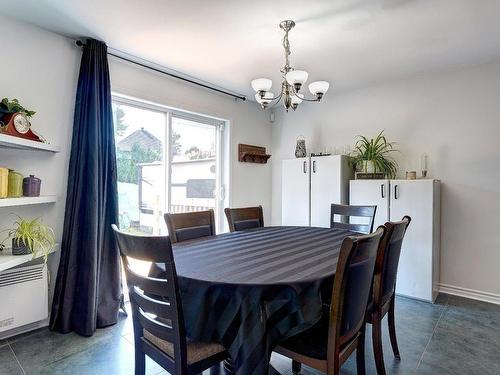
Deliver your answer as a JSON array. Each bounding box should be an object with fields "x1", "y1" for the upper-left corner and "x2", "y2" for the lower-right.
[{"x1": 50, "y1": 38, "x2": 120, "y2": 336}]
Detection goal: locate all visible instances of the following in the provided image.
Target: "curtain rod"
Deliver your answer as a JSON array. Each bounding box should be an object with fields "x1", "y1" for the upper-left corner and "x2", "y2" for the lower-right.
[{"x1": 75, "y1": 40, "x2": 246, "y2": 101}]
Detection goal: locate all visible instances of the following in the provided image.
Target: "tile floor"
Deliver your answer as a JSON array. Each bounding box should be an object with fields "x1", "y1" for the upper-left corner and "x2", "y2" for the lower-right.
[{"x1": 1, "y1": 293, "x2": 499, "y2": 374}]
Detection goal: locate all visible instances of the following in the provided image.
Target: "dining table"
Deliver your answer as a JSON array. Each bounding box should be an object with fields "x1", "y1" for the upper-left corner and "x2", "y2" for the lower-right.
[{"x1": 166, "y1": 225, "x2": 357, "y2": 375}]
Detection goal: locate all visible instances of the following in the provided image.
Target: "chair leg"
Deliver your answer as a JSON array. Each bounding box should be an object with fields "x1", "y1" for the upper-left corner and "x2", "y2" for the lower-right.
[
  {"x1": 356, "y1": 325, "x2": 366, "y2": 375},
  {"x1": 388, "y1": 296, "x2": 401, "y2": 360},
  {"x1": 292, "y1": 360, "x2": 302, "y2": 375},
  {"x1": 134, "y1": 347, "x2": 146, "y2": 375},
  {"x1": 372, "y1": 314, "x2": 386, "y2": 375}
]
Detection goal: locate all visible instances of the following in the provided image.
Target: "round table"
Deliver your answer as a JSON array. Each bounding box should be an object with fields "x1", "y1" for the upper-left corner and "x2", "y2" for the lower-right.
[{"x1": 170, "y1": 226, "x2": 355, "y2": 375}]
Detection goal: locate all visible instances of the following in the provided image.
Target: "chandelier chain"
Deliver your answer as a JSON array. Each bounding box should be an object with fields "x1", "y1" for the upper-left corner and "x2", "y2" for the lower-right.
[{"x1": 282, "y1": 28, "x2": 291, "y2": 74}]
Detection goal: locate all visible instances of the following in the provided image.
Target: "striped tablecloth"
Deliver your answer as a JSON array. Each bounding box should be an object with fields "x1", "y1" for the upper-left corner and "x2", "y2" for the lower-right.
[{"x1": 172, "y1": 226, "x2": 355, "y2": 375}]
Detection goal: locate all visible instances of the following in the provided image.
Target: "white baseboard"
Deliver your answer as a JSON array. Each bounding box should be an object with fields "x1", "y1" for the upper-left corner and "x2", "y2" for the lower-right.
[{"x1": 439, "y1": 283, "x2": 500, "y2": 306}]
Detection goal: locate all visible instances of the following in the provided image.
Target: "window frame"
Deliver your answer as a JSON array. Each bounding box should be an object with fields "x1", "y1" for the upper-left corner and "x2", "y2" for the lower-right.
[{"x1": 112, "y1": 93, "x2": 230, "y2": 233}]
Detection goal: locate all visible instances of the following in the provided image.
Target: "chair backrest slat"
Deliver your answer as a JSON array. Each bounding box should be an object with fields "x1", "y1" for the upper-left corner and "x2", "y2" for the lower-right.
[
  {"x1": 112, "y1": 224, "x2": 188, "y2": 372},
  {"x1": 330, "y1": 204, "x2": 377, "y2": 234},
  {"x1": 124, "y1": 264, "x2": 172, "y2": 297},
  {"x1": 138, "y1": 308, "x2": 176, "y2": 343},
  {"x1": 327, "y1": 227, "x2": 384, "y2": 355},
  {"x1": 131, "y1": 287, "x2": 174, "y2": 320},
  {"x1": 224, "y1": 206, "x2": 264, "y2": 232},
  {"x1": 164, "y1": 210, "x2": 216, "y2": 243},
  {"x1": 374, "y1": 216, "x2": 411, "y2": 306}
]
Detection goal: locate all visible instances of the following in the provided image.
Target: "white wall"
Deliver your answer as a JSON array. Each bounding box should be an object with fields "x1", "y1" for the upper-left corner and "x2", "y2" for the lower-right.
[
  {"x1": 0, "y1": 15, "x2": 80, "y2": 309},
  {"x1": 109, "y1": 58, "x2": 273, "y2": 224},
  {"x1": 272, "y1": 60, "x2": 500, "y2": 296}
]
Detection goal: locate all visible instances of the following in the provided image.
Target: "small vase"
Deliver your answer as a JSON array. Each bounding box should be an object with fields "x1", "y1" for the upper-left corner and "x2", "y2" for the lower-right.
[
  {"x1": 295, "y1": 137, "x2": 307, "y2": 158},
  {"x1": 12, "y1": 238, "x2": 31, "y2": 255}
]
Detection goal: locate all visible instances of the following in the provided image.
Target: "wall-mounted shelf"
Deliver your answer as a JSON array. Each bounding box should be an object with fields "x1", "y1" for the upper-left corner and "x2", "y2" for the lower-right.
[
  {"x1": 0, "y1": 195, "x2": 58, "y2": 208},
  {"x1": 0, "y1": 134, "x2": 60, "y2": 153},
  {"x1": 0, "y1": 244, "x2": 60, "y2": 273},
  {"x1": 238, "y1": 143, "x2": 271, "y2": 164}
]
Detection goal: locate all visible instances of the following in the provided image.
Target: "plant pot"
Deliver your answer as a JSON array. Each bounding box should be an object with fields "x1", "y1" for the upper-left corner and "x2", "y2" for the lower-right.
[
  {"x1": 360, "y1": 160, "x2": 376, "y2": 173},
  {"x1": 11, "y1": 238, "x2": 32, "y2": 255}
]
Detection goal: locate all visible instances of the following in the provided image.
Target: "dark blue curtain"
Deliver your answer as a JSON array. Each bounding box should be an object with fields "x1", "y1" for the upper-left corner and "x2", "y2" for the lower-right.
[{"x1": 50, "y1": 39, "x2": 120, "y2": 336}]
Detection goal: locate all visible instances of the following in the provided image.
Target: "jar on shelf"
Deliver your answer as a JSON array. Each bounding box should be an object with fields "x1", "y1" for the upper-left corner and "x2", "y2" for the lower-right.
[
  {"x1": 0, "y1": 167, "x2": 8, "y2": 198},
  {"x1": 7, "y1": 170, "x2": 23, "y2": 198},
  {"x1": 23, "y1": 175, "x2": 41, "y2": 197}
]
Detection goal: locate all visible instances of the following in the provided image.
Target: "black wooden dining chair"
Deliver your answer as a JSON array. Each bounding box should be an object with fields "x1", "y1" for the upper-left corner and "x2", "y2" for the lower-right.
[
  {"x1": 330, "y1": 204, "x2": 377, "y2": 234},
  {"x1": 367, "y1": 216, "x2": 411, "y2": 375},
  {"x1": 224, "y1": 206, "x2": 264, "y2": 232},
  {"x1": 111, "y1": 225, "x2": 228, "y2": 375},
  {"x1": 274, "y1": 226, "x2": 385, "y2": 375},
  {"x1": 164, "y1": 210, "x2": 216, "y2": 244}
]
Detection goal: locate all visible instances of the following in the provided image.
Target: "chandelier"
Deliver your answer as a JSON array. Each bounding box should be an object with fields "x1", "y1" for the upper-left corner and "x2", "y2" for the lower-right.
[{"x1": 251, "y1": 20, "x2": 330, "y2": 111}]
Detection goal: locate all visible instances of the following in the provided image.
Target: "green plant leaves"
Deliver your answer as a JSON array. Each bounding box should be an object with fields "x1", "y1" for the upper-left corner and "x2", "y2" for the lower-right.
[
  {"x1": 1, "y1": 215, "x2": 55, "y2": 262},
  {"x1": 351, "y1": 130, "x2": 399, "y2": 178},
  {"x1": 0, "y1": 97, "x2": 36, "y2": 117}
]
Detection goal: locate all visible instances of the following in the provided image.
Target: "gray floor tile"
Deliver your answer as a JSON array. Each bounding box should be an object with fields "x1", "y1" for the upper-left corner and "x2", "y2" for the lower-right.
[
  {"x1": 7, "y1": 327, "x2": 46, "y2": 345},
  {"x1": 446, "y1": 295, "x2": 500, "y2": 319},
  {"x1": 416, "y1": 324, "x2": 500, "y2": 375},
  {"x1": 10, "y1": 315, "x2": 129, "y2": 373},
  {"x1": 0, "y1": 345, "x2": 23, "y2": 375},
  {"x1": 28, "y1": 336, "x2": 163, "y2": 375},
  {"x1": 438, "y1": 305, "x2": 500, "y2": 348}
]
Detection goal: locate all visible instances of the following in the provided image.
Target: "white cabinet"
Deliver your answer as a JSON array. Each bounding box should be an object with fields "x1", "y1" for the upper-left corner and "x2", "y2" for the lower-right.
[
  {"x1": 282, "y1": 158, "x2": 310, "y2": 226},
  {"x1": 349, "y1": 179, "x2": 389, "y2": 230},
  {"x1": 310, "y1": 156, "x2": 351, "y2": 227},
  {"x1": 282, "y1": 155, "x2": 351, "y2": 227},
  {"x1": 350, "y1": 179, "x2": 440, "y2": 302}
]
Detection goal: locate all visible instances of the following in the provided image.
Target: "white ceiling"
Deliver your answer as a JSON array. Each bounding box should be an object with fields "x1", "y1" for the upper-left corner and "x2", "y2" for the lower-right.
[{"x1": 2, "y1": 0, "x2": 500, "y2": 98}]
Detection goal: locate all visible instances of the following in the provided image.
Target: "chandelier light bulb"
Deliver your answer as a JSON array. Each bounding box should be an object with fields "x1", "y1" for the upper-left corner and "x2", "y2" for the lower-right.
[
  {"x1": 251, "y1": 78, "x2": 272, "y2": 95},
  {"x1": 308, "y1": 81, "x2": 330, "y2": 100},
  {"x1": 285, "y1": 70, "x2": 308, "y2": 91},
  {"x1": 291, "y1": 93, "x2": 304, "y2": 105},
  {"x1": 255, "y1": 91, "x2": 274, "y2": 105}
]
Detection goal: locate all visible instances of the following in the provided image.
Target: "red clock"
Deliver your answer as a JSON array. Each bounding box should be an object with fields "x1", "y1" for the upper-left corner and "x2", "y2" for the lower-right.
[{"x1": 0, "y1": 112, "x2": 43, "y2": 142}]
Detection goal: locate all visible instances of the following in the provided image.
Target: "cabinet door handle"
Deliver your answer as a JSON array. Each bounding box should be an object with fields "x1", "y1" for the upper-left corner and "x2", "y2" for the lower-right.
[
  {"x1": 303, "y1": 161, "x2": 307, "y2": 174},
  {"x1": 394, "y1": 184, "x2": 399, "y2": 199},
  {"x1": 312, "y1": 160, "x2": 317, "y2": 173},
  {"x1": 381, "y1": 184, "x2": 385, "y2": 198}
]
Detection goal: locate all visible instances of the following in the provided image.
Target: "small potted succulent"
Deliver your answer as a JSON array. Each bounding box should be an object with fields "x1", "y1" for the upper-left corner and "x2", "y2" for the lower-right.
[
  {"x1": 351, "y1": 130, "x2": 398, "y2": 178},
  {"x1": 0, "y1": 216, "x2": 55, "y2": 262}
]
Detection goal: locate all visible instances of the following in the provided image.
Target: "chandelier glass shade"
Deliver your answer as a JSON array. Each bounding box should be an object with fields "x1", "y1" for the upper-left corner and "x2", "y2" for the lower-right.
[{"x1": 251, "y1": 20, "x2": 330, "y2": 111}]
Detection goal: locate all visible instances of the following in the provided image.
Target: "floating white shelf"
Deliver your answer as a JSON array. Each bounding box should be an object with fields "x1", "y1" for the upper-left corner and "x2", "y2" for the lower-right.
[
  {"x1": 0, "y1": 244, "x2": 59, "y2": 273},
  {"x1": 0, "y1": 134, "x2": 60, "y2": 153},
  {"x1": 0, "y1": 195, "x2": 58, "y2": 208}
]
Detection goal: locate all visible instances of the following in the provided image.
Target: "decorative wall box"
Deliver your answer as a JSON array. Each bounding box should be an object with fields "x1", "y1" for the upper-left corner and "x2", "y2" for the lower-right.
[
  {"x1": 355, "y1": 172, "x2": 386, "y2": 180},
  {"x1": 238, "y1": 144, "x2": 271, "y2": 164}
]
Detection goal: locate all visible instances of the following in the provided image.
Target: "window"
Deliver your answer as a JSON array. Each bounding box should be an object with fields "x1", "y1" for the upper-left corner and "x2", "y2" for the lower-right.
[{"x1": 112, "y1": 95, "x2": 228, "y2": 236}]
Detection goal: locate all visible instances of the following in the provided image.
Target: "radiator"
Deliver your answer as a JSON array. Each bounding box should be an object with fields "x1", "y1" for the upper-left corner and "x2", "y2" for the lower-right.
[{"x1": 0, "y1": 263, "x2": 48, "y2": 333}]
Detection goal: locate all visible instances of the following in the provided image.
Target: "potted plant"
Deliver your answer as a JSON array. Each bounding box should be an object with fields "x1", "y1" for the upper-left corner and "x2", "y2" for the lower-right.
[
  {"x1": 0, "y1": 98, "x2": 36, "y2": 118},
  {"x1": 351, "y1": 130, "x2": 398, "y2": 178},
  {"x1": 0, "y1": 216, "x2": 55, "y2": 262}
]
